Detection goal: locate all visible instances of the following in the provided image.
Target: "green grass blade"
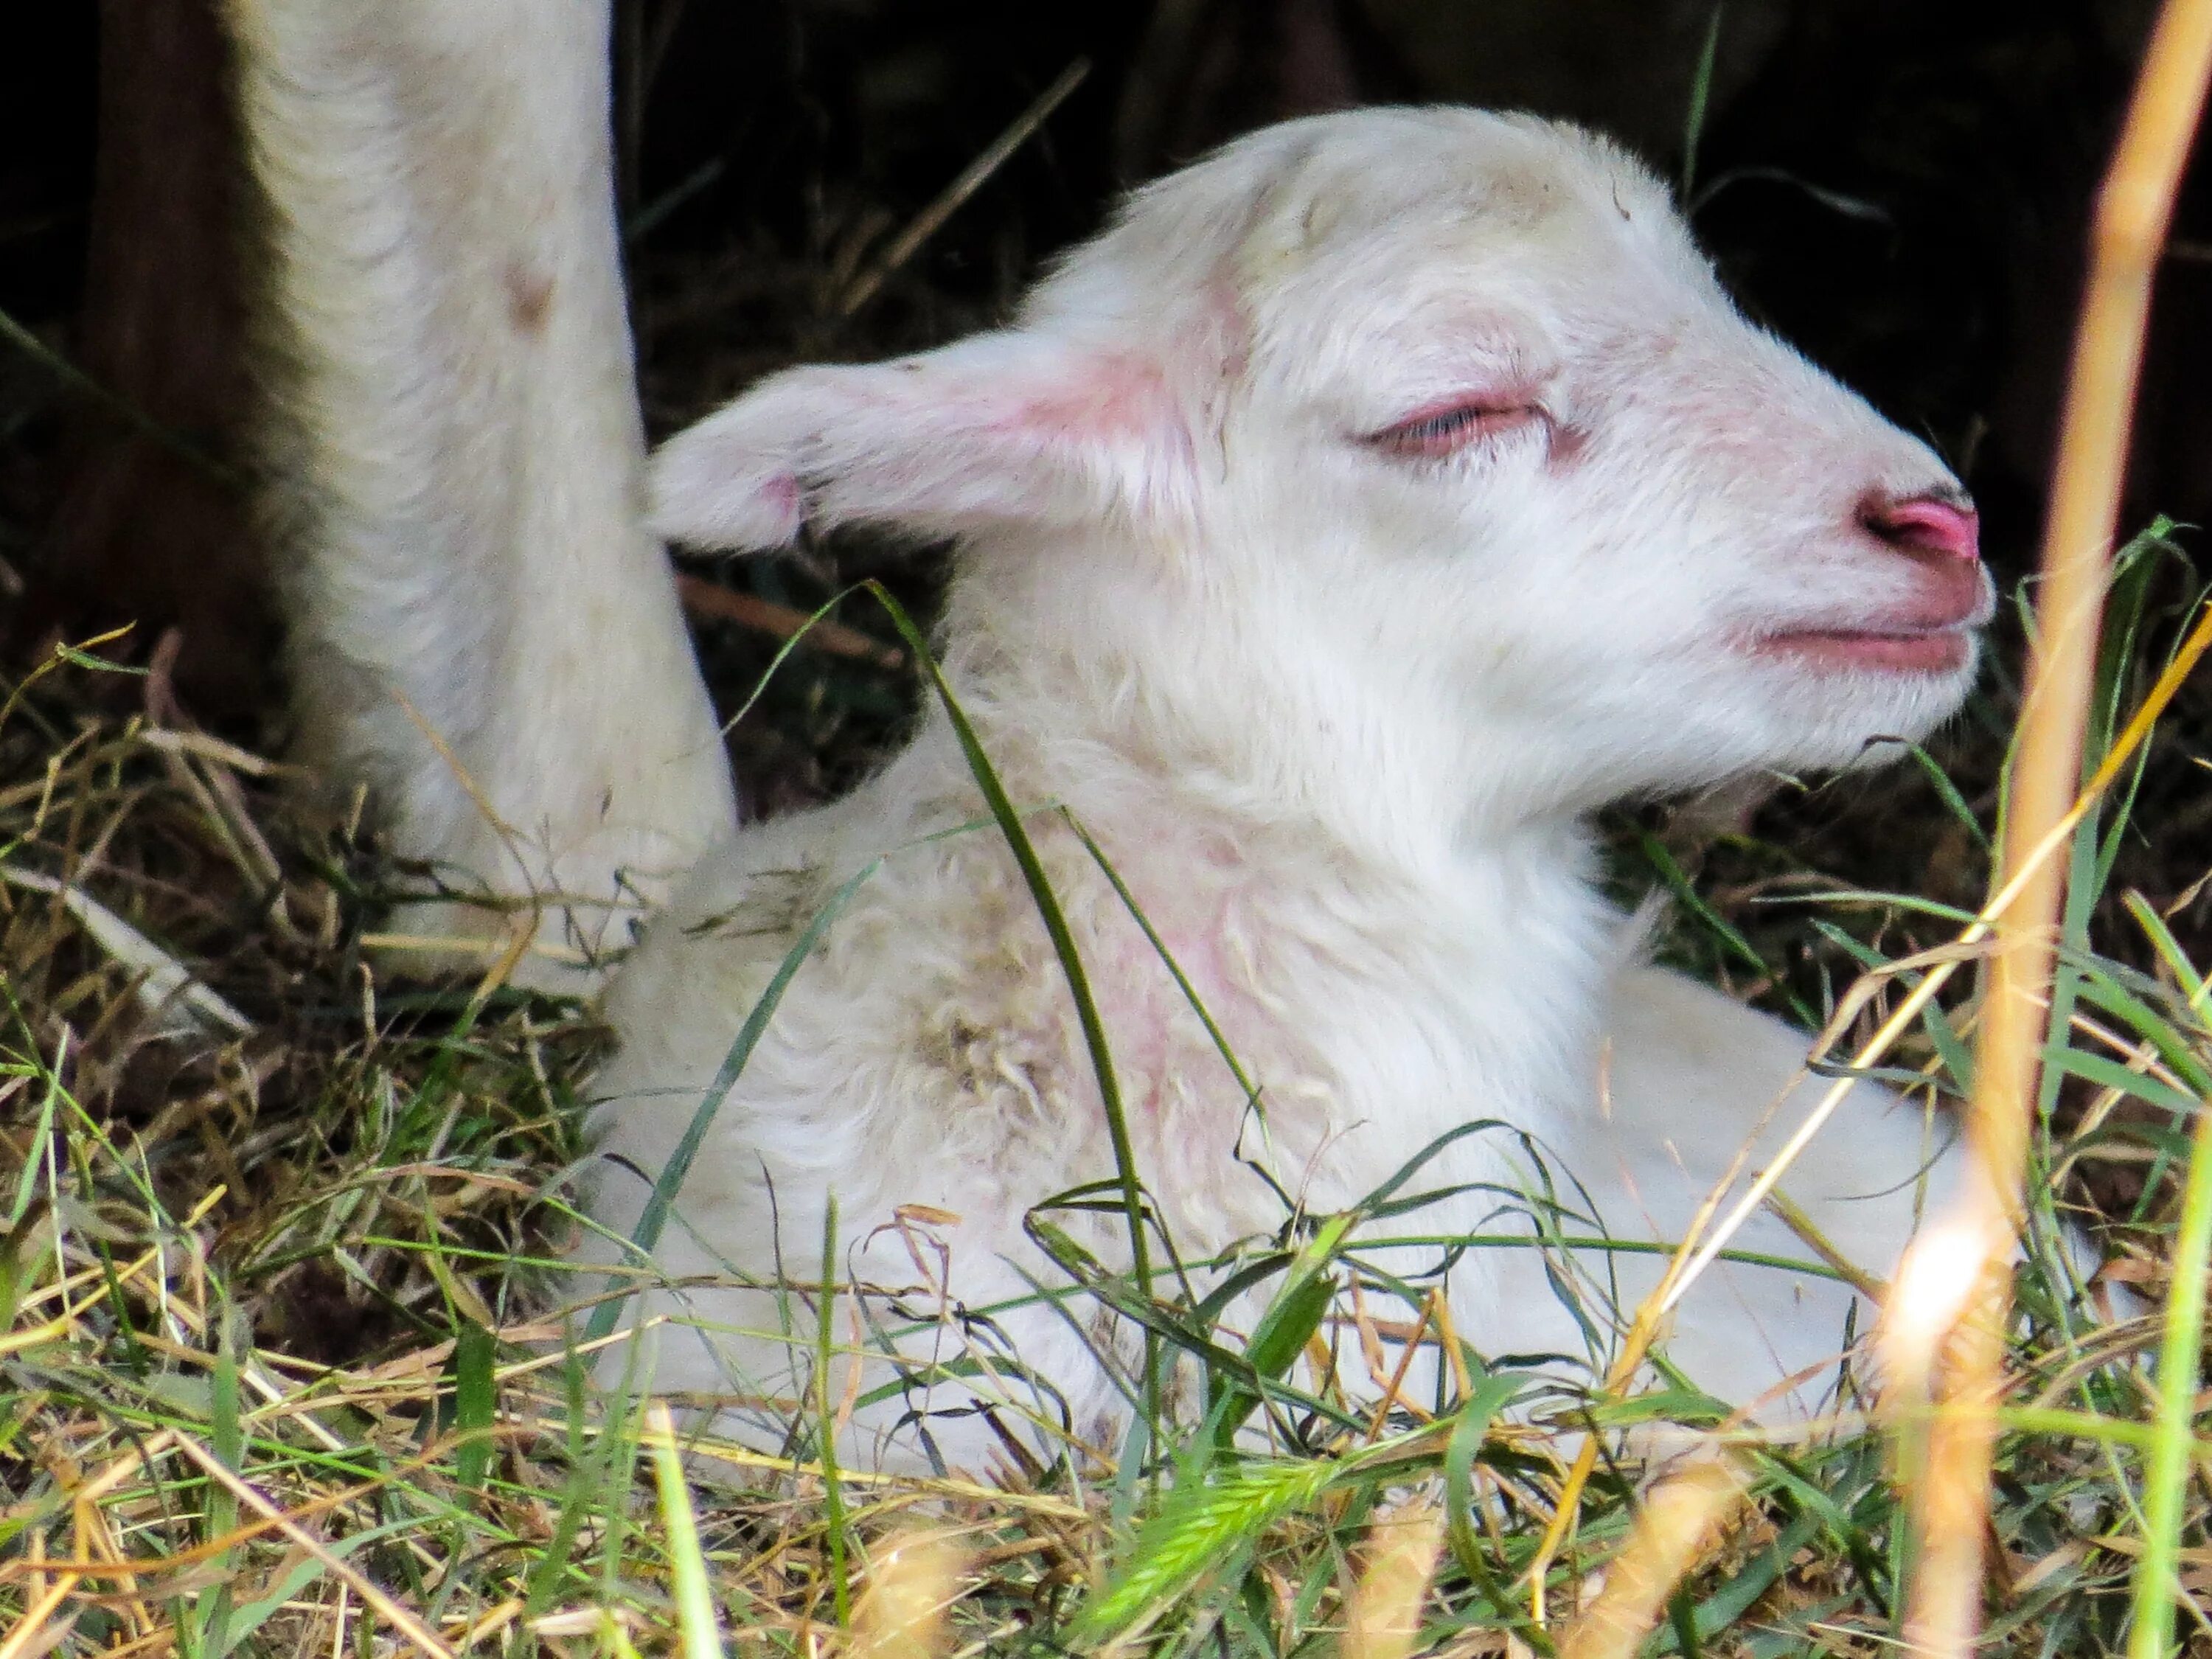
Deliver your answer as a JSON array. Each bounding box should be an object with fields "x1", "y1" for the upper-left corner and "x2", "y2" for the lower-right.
[
  {"x1": 520, "y1": 1346, "x2": 604, "y2": 1623},
  {"x1": 217, "y1": 1513, "x2": 431, "y2": 1657},
  {"x1": 2126, "y1": 1098, "x2": 2212, "y2": 1659},
  {"x1": 1638, "y1": 832, "x2": 1770, "y2": 980},
  {"x1": 1210, "y1": 1270, "x2": 1333, "y2": 1451},
  {"x1": 859, "y1": 580, "x2": 1161, "y2": 1433},
  {"x1": 1893, "y1": 741, "x2": 1992, "y2": 852},
  {"x1": 451, "y1": 1319, "x2": 497, "y2": 1495},
  {"x1": 582, "y1": 856, "x2": 880, "y2": 1346},
  {"x1": 6, "y1": 1048, "x2": 59, "y2": 1227},
  {"x1": 201, "y1": 1303, "x2": 243, "y2": 1657},
  {"x1": 818, "y1": 1194, "x2": 851, "y2": 1625},
  {"x1": 644, "y1": 1402, "x2": 729, "y2": 1659},
  {"x1": 1441, "y1": 1374, "x2": 1539, "y2": 1640},
  {"x1": 1680, "y1": 4, "x2": 1725, "y2": 199}
]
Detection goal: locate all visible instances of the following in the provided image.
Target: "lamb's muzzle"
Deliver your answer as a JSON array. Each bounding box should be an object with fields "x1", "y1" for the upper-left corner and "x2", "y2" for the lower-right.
[
  {"x1": 1750, "y1": 488, "x2": 1992, "y2": 674},
  {"x1": 229, "y1": 0, "x2": 2101, "y2": 1476}
]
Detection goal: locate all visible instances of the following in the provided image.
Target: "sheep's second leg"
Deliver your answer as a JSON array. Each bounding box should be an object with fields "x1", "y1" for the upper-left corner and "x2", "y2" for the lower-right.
[{"x1": 230, "y1": 0, "x2": 734, "y2": 987}]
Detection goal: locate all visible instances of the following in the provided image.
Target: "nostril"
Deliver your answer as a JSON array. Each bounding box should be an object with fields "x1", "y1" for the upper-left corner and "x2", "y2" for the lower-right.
[{"x1": 1861, "y1": 493, "x2": 1981, "y2": 564}]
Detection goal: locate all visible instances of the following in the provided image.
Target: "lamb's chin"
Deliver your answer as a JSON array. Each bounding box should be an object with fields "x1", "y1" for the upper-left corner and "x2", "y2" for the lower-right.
[{"x1": 1762, "y1": 699, "x2": 1971, "y2": 775}]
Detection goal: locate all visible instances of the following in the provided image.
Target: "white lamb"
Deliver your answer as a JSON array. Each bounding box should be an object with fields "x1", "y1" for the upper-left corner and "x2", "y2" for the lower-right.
[{"x1": 232, "y1": 0, "x2": 2019, "y2": 1470}]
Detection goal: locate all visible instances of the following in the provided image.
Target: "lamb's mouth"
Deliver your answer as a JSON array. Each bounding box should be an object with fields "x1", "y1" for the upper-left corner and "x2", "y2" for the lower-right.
[{"x1": 1756, "y1": 626, "x2": 1975, "y2": 675}]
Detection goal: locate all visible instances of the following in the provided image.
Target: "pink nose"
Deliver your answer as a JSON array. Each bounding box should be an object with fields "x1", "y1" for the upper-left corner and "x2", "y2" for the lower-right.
[{"x1": 1862, "y1": 493, "x2": 1981, "y2": 565}]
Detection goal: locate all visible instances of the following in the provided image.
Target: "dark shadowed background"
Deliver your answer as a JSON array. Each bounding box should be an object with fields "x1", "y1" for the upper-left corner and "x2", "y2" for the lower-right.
[{"x1": 0, "y1": 1, "x2": 2202, "y2": 974}]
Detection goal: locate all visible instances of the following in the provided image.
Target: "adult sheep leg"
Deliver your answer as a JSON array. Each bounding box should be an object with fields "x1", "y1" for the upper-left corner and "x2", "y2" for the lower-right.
[{"x1": 229, "y1": 0, "x2": 734, "y2": 985}]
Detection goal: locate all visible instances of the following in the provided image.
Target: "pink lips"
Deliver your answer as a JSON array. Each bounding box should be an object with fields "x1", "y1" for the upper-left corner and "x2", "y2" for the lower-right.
[{"x1": 1761, "y1": 629, "x2": 1975, "y2": 674}]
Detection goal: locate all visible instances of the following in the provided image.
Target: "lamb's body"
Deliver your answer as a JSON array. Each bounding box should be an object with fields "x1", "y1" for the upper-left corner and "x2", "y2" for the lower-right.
[
  {"x1": 234, "y1": 0, "x2": 2003, "y2": 1469},
  {"x1": 594, "y1": 697, "x2": 1956, "y2": 1461}
]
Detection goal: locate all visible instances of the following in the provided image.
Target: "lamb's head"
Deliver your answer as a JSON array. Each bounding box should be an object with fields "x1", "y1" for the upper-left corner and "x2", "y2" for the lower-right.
[{"x1": 653, "y1": 108, "x2": 1989, "y2": 825}]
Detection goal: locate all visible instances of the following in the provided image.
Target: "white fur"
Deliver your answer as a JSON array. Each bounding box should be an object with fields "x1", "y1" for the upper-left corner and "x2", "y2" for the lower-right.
[
  {"x1": 234, "y1": 3, "x2": 2012, "y2": 1470},
  {"x1": 232, "y1": 0, "x2": 732, "y2": 980}
]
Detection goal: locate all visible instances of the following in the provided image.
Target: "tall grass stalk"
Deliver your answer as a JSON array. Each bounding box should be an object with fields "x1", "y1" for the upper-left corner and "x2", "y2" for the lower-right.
[{"x1": 1908, "y1": 2, "x2": 2212, "y2": 1650}]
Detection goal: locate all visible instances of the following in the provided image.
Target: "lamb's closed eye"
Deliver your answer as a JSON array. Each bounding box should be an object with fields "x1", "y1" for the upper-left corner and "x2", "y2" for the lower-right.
[{"x1": 1366, "y1": 394, "x2": 1551, "y2": 458}]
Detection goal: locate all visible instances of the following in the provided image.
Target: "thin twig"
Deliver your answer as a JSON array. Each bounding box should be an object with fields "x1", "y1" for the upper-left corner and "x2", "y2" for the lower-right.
[
  {"x1": 675, "y1": 572, "x2": 905, "y2": 669},
  {"x1": 0, "y1": 303, "x2": 243, "y2": 489},
  {"x1": 840, "y1": 60, "x2": 1089, "y2": 318}
]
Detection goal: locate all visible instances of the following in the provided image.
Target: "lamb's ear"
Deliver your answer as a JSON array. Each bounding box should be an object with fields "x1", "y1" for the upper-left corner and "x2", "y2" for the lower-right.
[{"x1": 647, "y1": 330, "x2": 1199, "y2": 551}]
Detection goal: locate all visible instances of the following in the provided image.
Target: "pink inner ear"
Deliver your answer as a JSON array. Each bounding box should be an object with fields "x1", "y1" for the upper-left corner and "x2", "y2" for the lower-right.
[
  {"x1": 760, "y1": 473, "x2": 803, "y2": 536},
  {"x1": 851, "y1": 341, "x2": 1197, "y2": 529},
  {"x1": 998, "y1": 350, "x2": 1177, "y2": 445},
  {"x1": 1002, "y1": 347, "x2": 1208, "y2": 522}
]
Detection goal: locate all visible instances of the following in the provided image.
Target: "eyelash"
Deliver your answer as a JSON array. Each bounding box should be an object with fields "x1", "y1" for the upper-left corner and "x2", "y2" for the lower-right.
[{"x1": 1369, "y1": 399, "x2": 1549, "y2": 459}]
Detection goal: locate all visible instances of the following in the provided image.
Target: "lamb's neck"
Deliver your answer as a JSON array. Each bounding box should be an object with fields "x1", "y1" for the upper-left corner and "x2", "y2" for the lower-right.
[
  {"x1": 1067, "y1": 740, "x2": 1611, "y2": 1010},
  {"x1": 929, "y1": 656, "x2": 1623, "y2": 1118},
  {"x1": 936, "y1": 569, "x2": 1595, "y2": 907},
  {"x1": 939, "y1": 528, "x2": 1595, "y2": 866},
  {"x1": 919, "y1": 530, "x2": 1630, "y2": 1148}
]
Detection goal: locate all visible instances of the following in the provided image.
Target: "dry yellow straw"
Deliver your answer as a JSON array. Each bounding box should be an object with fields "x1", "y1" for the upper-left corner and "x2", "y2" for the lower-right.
[
  {"x1": 1557, "y1": 1458, "x2": 1749, "y2": 1659},
  {"x1": 1341, "y1": 1502, "x2": 1448, "y2": 1659},
  {"x1": 1905, "y1": 3, "x2": 2212, "y2": 1653},
  {"x1": 848, "y1": 1531, "x2": 968, "y2": 1659}
]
